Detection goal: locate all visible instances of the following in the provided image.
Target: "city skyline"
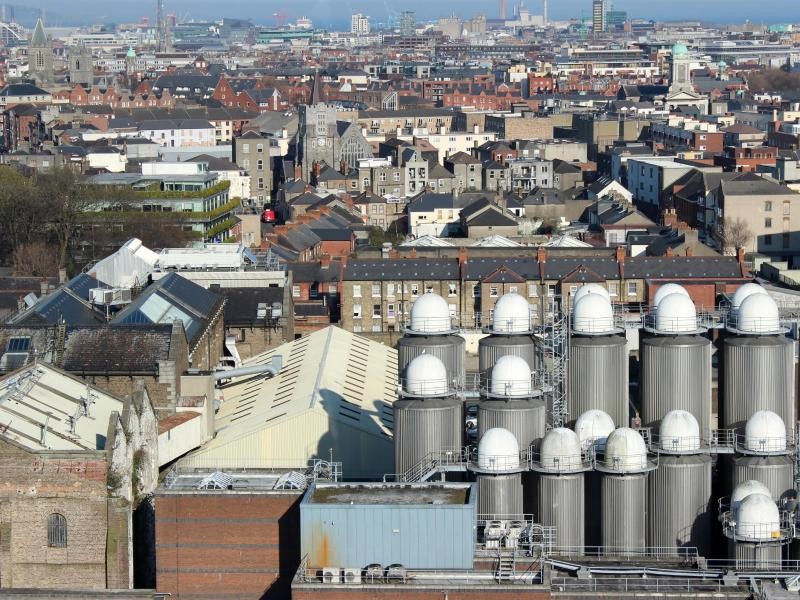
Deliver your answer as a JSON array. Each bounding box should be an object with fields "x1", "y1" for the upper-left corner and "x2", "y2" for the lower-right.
[{"x1": 17, "y1": 0, "x2": 799, "y2": 27}]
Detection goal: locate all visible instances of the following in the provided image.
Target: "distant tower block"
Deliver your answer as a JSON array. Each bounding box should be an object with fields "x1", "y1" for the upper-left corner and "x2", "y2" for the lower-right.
[
  {"x1": 499, "y1": 0, "x2": 507, "y2": 19},
  {"x1": 542, "y1": 0, "x2": 548, "y2": 24}
]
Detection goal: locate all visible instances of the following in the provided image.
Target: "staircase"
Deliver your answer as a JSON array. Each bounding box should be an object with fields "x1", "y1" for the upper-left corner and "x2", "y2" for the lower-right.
[{"x1": 496, "y1": 550, "x2": 516, "y2": 582}]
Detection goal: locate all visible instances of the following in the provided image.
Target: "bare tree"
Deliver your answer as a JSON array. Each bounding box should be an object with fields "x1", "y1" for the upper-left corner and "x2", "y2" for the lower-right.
[
  {"x1": 718, "y1": 217, "x2": 752, "y2": 255},
  {"x1": 12, "y1": 242, "x2": 59, "y2": 277}
]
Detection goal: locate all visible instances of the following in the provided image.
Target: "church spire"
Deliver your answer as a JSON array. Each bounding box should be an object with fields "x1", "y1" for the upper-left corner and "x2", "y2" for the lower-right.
[
  {"x1": 31, "y1": 18, "x2": 47, "y2": 46},
  {"x1": 310, "y1": 69, "x2": 322, "y2": 105}
]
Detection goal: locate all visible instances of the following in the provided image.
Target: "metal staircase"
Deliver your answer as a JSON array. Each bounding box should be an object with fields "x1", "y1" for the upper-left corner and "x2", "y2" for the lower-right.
[
  {"x1": 543, "y1": 296, "x2": 569, "y2": 428},
  {"x1": 387, "y1": 449, "x2": 468, "y2": 483},
  {"x1": 495, "y1": 550, "x2": 516, "y2": 582}
]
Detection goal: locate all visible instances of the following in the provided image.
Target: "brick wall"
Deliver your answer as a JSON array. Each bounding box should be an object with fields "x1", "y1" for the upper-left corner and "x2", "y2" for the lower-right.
[
  {"x1": 155, "y1": 491, "x2": 302, "y2": 599},
  {"x1": 292, "y1": 587, "x2": 551, "y2": 599}
]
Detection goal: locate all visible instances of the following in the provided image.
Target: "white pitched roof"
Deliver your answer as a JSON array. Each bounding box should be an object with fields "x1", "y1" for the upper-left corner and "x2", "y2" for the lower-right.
[
  {"x1": 0, "y1": 363, "x2": 124, "y2": 451},
  {"x1": 400, "y1": 235, "x2": 455, "y2": 248},
  {"x1": 469, "y1": 234, "x2": 522, "y2": 248},
  {"x1": 181, "y1": 327, "x2": 398, "y2": 478}
]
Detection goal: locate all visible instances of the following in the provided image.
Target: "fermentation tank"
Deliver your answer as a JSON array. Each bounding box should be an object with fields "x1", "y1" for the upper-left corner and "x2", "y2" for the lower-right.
[
  {"x1": 722, "y1": 292, "x2": 794, "y2": 432},
  {"x1": 647, "y1": 410, "x2": 712, "y2": 557},
  {"x1": 471, "y1": 427, "x2": 524, "y2": 517},
  {"x1": 394, "y1": 353, "x2": 463, "y2": 476},
  {"x1": 568, "y1": 292, "x2": 628, "y2": 426},
  {"x1": 574, "y1": 409, "x2": 615, "y2": 548},
  {"x1": 640, "y1": 289, "x2": 712, "y2": 440},
  {"x1": 478, "y1": 292, "x2": 542, "y2": 374},
  {"x1": 398, "y1": 292, "x2": 465, "y2": 389},
  {"x1": 731, "y1": 411, "x2": 795, "y2": 502},
  {"x1": 721, "y1": 487, "x2": 787, "y2": 569}
]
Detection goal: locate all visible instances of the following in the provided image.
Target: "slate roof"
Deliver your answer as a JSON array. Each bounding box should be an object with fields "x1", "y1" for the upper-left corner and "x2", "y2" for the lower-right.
[
  {"x1": 467, "y1": 209, "x2": 517, "y2": 227},
  {"x1": 344, "y1": 259, "x2": 460, "y2": 281},
  {"x1": 221, "y1": 287, "x2": 284, "y2": 326},
  {"x1": 60, "y1": 325, "x2": 174, "y2": 374},
  {"x1": 407, "y1": 192, "x2": 456, "y2": 213},
  {"x1": 13, "y1": 274, "x2": 106, "y2": 327}
]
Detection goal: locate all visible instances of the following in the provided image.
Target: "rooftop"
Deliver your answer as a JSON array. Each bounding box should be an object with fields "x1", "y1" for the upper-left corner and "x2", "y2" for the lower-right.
[{"x1": 309, "y1": 483, "x2": 471, "y2": 505}]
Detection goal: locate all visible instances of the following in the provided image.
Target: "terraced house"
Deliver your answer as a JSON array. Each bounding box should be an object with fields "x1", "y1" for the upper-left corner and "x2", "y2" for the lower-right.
[{"x1": 339, "y1": 247, "x2": 751, "y2": 335}]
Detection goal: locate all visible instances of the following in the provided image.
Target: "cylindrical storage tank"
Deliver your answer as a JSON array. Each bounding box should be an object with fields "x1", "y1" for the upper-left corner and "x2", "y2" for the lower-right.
[
  {"x1": 727, "y1": 492, "x2": 784, "y2": 569},
  {"x1": 398, "y1": 335, "x2": 466, "y2": 390},
  {"x1": 732, "y1": 455, "x2": 795, "y2": 502},
  {"x1": 478, "y1": 400, "x2": 546, "y2": 452},
  {"x1": 477, "y1": 474, "x2": 523, "y2": 517},
  {"x1": 538, "y1": 474, "x2": 585, "y2": 554},
  {"x1": 731, "y1": 541, "x2": 783, "y2": 569},
  {"x1": 567, "y1": 335, "x2": 629, "y2": 427},
  {"x1": 393, "y1": 398, "x2": 463, "y2": 476},
  {"x1": 478, "y1": 335, "x2": 541, "y2": 375},
  {"x1": 640, "y1": 335, "x2": 711, "y2": 439},
  {"x1": 722, "y1": 336, "x2": 794, "y2": 432},
  {"x1": 648, "y1": 454, "x2": 712, "y2": 555},
  {"x1": 474, "y1": 428, "x2": 523, "y2": 517},
  {"x1": 602, "y1": 474, "x2": 647, "y2": 555}
]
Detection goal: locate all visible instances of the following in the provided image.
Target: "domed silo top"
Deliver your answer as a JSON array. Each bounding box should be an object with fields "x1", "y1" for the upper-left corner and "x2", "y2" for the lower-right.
[
  {"x1": 731, "y1": 283, "x2": 768, "y2": 314},
  {"x1": 477, "y1": 427, "x2": 520, "y2": 471},
  {"x1": 572, "y1": 293, "x2": 615, "y2": 335},
  {"x1": 731, "y1": 480, "x2": 771, "y2": 513},
  {"x1": 734, "y1": 492, "x2": 781, "y2": 541},
  {"x1": 572, "y1": 283, "x2": 610, "y2": 307},
  {"x1": 403, "y1": 353, "x2": 450, "y2": 396},
  {"x1": 744, "y1": 410, "x2": 787, "y2": 453},
  {"x1": 574, "y1": 409, "x2": 615, "y2": 453},
  {"x1": 408, "y1": 292, "x2": 452, "y2": 334},
  {"x1": 539, "y1": 427, "x2": 582, "y2": 471},
  {"x1": 652, "y1": 283, "x2": 689, "y2": 309},
  {"x1": 735, "y1": 293, "x2": 781, "y2": 334},
  {"x1": 655, "y1": 292, "x2": 698, "y2": 334},
  {"x1": 604, "y1": 427, "x2": 648, "y2": 471},
  {"x1": 659, "y1": 410, "x2": 701, "y2": 453},
  {"x1": 489, "y1": 354, "x2": 532, "y2": 398},
  {"x1": 490, "y1": 292, "x2": 531, "y2": 334}
]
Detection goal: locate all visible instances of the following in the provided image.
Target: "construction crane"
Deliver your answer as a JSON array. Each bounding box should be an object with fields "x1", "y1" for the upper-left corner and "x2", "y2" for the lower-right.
[{"x1": 273, "y1": 11, "x2": 287, "y2": 27}]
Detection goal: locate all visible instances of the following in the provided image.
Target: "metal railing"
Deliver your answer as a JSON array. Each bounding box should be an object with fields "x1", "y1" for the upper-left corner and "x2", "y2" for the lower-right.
[
  {"x1": 734, "y1": 433, "x2": 794, "y2": 455},
  {"x1": 383, "y1": 447, "x2": 468, "y2": 483},
  {"x1": 551, "y1": 577, "x2": 731, "y2": 593},
  {"x1": 397, "y1": 376, "x2": 455, "y2": 397}
]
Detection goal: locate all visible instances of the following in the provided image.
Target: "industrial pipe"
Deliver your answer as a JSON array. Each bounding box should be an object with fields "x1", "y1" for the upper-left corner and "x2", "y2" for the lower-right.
[{"x1": 212, "y1": 356, "x2": 282, "y2": 382}]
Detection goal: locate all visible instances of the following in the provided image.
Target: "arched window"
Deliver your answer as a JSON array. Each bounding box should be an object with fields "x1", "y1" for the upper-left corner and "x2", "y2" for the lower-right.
[{"x1": 47, "y1": 513, "x2": 67, "y2": 547}]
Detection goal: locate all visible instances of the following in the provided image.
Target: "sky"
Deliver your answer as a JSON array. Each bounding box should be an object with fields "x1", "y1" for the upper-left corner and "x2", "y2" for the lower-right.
[{"x1": 18, "y1": 0, "x2": 799, "y2": 28}]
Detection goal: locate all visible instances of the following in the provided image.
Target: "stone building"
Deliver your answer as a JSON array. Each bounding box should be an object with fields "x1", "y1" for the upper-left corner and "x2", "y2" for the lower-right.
[
  {"x1": 0, "y1": 364, "x2": 158, "y2": 590},
  {"x1": 28, "y1": 18, "x2": 54, "y2": 85},
  {"x1": 298, "y1": 104, "x2": 372, "y2": 180}
]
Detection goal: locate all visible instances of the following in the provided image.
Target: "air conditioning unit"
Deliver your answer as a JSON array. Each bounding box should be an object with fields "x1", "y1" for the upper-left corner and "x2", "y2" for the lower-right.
[
  {"x1": 321, "y1": 567, "x2": 340, "y2": 584},
  {"x1": 342, "y1": 568, "x2": 361, "y2": 584}
]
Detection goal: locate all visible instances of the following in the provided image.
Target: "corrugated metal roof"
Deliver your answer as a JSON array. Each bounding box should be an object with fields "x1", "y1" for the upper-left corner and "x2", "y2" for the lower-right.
[{"x1": 180, "y1": 326, "x2": 398, "y2": 478}]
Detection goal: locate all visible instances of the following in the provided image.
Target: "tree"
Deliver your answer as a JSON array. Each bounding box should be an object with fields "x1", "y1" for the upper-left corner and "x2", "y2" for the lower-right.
[
  {"x1": 12, "y1": 242, "x2": 59, "y2": 277},
  {"x1": 0, "y1": 167, "x2": 47, "y2": 258},
  {"x1": 718, "y1": 217, "x2": 752, "y2": 255}
]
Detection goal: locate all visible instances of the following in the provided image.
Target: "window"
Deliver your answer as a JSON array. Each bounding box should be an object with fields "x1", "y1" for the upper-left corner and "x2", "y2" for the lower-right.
[
  {"x1": 547, "y1": 284, "x2": 555, "y2": 296},
  {"x1": 765, "y1": 201, "x2": 773, "y2": 212},
  {"x1": 608, "y1": 282, "x2": 619, "y2": 297},
  {"x1": 353, "y1": 303, "x2": 362, "y2": 318},
  {"x1": 373, "y1": 304, "x2": 381, "y2": 317},
  {"x1": 528, "y1": 283, "x2": 537, "y2": 297},
  {"x1": 48, "y1": 513, "x2": 67, "y2": 548},
  {"x1": 569, "y1": 285, "x2": 578, "y2": 295},
  {"x1": 765, "y1": 218, "x2": 772, "y2": 228},
  {"x1": 509, "y1": 286, "x2": 518, "y2": 294},
  {"x1": 425, "y1": 285, "x2": 434, "y2": 294},
  {"x1": 490, "y1": 286, "x2": 498, "y2": 297},
  {"x1": 448, "y1": 303, "x2": 457, "y2": 318},
  {"x1": 292, "y1": 285, "x2": 300, "y2": 298},
  {"x1": 353, "y1": 284, "x2": 362, "y2": 298},
  {"x1": 387, "y1": 283, "x2": 395, "y2": 297},
  {"x1": 393, "y1": 172, "x2": 400, "y2": 182},
  {"x1": 257, "y1": 177, "x2": 264, "y2": 190},
  {"x1": 243, "y1": 159, "x2": 250, "y2": 170},
  {"x1": 473, "y1": 284, "x2": 481, "y2": 298},
  {"x1": 242, "y1": 143, "x2": 250, "y2": 154},
  {"x1": 257, "y1": 159, "x2": 263, "y2": 170},
  {"x1": 363, "y1": 178, "x2": 370, "y2": 188},
  {"x1": 368, "y1": 283, "x2": 380, "y2": 297},
  {"x1": 448, "y1": 283, "x2": 457, "y2": 296},
  {"x1": 627, "y1": 282, "x2": 637, "y2": 296},
  {"x1": 411, "y1": 284, "x2": 419, "y2": 296},
  {"x1": 257, "y1": 144, "x2": 264, "y2": 153},
  {"x1": 387, "y1": 303, "x2": 395, "y2": 318},
  {"x1": 784, "y1": 202, "x2": 791, "y2": 215}
]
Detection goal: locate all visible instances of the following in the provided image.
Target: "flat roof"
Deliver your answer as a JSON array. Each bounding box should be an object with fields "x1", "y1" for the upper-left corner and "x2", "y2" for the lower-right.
[{"x1": 309, "y1": 483, "x2": 471, "y2": 506}]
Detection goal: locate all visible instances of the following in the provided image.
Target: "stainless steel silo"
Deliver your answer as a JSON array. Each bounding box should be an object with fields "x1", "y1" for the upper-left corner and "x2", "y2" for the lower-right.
[
  {"x1": 567, "y1": 334, "x2": 629, "y2": 427},
  {"x1": 537, "y1": 473, "x2": 585, "y2": 554},
  {"x1": 640, "y1": 335, "x2": 712, "y2": 439},
  {"x1": 478, "y1": 399, "x2": 546, "y2": 452},
  {"x1": 398, "y1": 335, "x2": 466, "y2": 390},
  {"x1": 722, "y1": 335, "x2": 795, "y2": 432},
  {"x1": 393, "y1": 397, "x2": 464, "y2": 476},
  {"x1": 601, "y1": 474, "x2": 647, "y2": 555},
  {"x1": 478, "y1": 334, "x2": 542, "y2": 375},
  {"x1": 648, "y1": 454, "x2": 713, "y2": 556},
  {"x1": 476, "y1": 473, "x2": 523, "y2": 517},
  {"x1": 732, "y1": 455, "x2": 795, "y2": 502},
  {"x1": 731, "y1": 542, "x2": 783, "y2": 569}
]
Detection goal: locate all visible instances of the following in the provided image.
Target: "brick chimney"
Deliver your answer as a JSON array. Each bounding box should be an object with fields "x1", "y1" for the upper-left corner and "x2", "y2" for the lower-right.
[
  {"x1": 409, "y1": 248, "x2": 417, "y2": 259},
  {"x1": 537, "y1": 246, "x2": 547, "y2": 263},
  {"x1": 320, "y1": 254, "x2": 331, "y2": 268},
  {"x1": 615, "y1": 245, "x2": 627, "y2": 264},
  {"x1": 458, "y1": 246, "x2": 468, "y2": 267},
  {"x1": 666, "y1": 246, "x2": 674, "y2": 257},
  {"x1": 685, "y1": 246, "x2": 693, "y2": 257}
]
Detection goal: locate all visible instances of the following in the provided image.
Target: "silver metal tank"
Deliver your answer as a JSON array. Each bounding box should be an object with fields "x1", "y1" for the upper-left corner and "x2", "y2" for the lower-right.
[
  {"x1": 648, "y1": 454, "x2": 713, "y2": 556},
  {"x1": 398, "y1": 335, "x2": 466, "y2": 389},
  {"x1": 640, "y1": 335, "x2": 712, "y2": 439},
  {"x1": 732, "y1": 455, "x2": 795, "y2": 502},
  {"x1": 730, "y1": 542, "x2": 783, "y2": 570},
  {"x1": 393, "y1": 397, "x2": 464, "y2": 476},
  {"x1": 602, "y1": 474, "x2": 647, "y2": 556},
  {"x1": 537, "y1": 474, "x2": 585, "y2": 554},
  {"x1": 722, "y1": 335, "x2": 795, "y2": 432},
  {"x1": 567, "y1": 334, "x2": 629, "y2": 427},
  {"x1": 478, "y1": 399, "x2": 546, "y2": 451},
  {"x1": 477, "y1": 473, "x2": 523, "y2": 517},
  {"x1": 478, "y1": 334, "x2": 542, "y2": 375}
]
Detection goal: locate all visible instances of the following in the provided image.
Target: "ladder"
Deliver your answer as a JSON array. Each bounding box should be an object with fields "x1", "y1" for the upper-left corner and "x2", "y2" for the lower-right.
[
  {"x1": 53, "y1": 320, "x2": 67, "y2": 367},
  {"x1": 544, "y1": 296, "x2": 569, "y2": 428}
]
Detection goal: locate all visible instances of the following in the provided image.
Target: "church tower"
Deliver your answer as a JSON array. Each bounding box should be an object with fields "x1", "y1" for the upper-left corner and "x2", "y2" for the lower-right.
[
  {"x1": 28, "y1": 18, "x2": 54, "y2": 84},
  {"x1": 669, "y1": 43, "x2": 693, "y2": 94},
  {"x1": 68, "y1": 44, "x2": 93, "y2": 86}
]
